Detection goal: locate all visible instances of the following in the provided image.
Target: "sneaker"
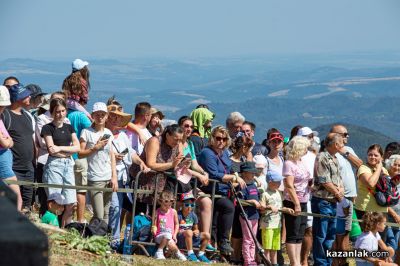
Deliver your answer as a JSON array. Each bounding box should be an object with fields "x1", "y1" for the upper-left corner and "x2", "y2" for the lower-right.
[
  {"x1": 198, "y1": 254, "x2": 212, "y2": 264},
  {"x1": 110, "y1": 240, "x2": 120, "y2": 251},
  {"x1": 205, "y1": 243, "x2": 217, "y2": 252},
  {"x1": 175, "y1": 251, "x2": 187, "y2": 261},
  {"x1": 154, "y1": 251, "x2": 166, "y2": 260},
  {"x1": 187, "y1": 253, "x2": 199, "y2": 262},
  {"x1": 218, "y1": 239, "x2": 234, "y2": 255}
]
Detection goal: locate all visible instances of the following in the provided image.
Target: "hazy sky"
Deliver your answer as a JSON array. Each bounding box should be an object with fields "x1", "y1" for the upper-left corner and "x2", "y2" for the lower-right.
[{"x1": 1, "y1": 0, "x2": 399, "y2": 59}]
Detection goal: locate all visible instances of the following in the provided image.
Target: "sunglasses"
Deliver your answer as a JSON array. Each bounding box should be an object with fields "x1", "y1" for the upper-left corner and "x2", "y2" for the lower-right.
[
  {"x1": 338, "y1": 132, "x2": 349, "y2": 138},
  {"x1": 183, "y1": 124, "x2": 194, "y2": 129},
  {"x1": 215, "y1": 136, "x2": 228, "y2": 142},
  {"x1": 162, "y1": 199, "x2": 174, "y2": 203},
  {"x1": 184, "y1": 203, "x2": 195, "y2": 207}
]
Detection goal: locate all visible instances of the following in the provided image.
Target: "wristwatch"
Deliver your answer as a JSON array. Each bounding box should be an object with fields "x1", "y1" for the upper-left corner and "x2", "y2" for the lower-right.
[{"x1": 343, "y1": 151, "x2": 350, "y2": 158}]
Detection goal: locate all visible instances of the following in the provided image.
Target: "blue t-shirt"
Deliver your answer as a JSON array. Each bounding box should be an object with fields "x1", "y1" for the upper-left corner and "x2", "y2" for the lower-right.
[
  {"x1": 240, "y1": 182, "x2": 260, "y2": 220},
  {"x1": 67, "y1": 109, "x2": 91, "y2": 160},
  {"x1": 177, "y1": 210, "x2": 198, "y2": 231},
  {"x1": 199, "y1": 146, "x2": 232, "y2": 196}
]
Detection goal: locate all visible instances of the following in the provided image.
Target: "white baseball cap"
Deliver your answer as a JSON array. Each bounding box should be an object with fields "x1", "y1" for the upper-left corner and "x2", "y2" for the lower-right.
[
  {"x1": 47, "y1": 193, "x2": 66, "y2": 205},
  {"x1": 297, "y1": 126, "x2": 318, "y2": 137},
  {"x1": 0, "y1": 85, "x2": 11, "y2": 106},
  {"x1": 92, "y1": 102, "x2": 108, "y2": 113},
  {"x1": 72, "y1": 58, "x2": 89, "y2": 72}
]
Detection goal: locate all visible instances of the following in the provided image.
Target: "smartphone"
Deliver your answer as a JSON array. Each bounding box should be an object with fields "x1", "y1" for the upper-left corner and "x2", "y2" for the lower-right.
[
  {"x1": 120, "y1": 148, "x2": 129, "y2": 155},
  {"x1": 180, "y1": 153, "x2": 192, "y2": 164},
  {"x1": 101, "y1": 134, "x2": 111, "y2": 141}
]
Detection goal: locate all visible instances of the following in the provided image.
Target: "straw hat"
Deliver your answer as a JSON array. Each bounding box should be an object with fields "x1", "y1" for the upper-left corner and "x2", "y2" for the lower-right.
[
  {"x1": 107, "y1": 104, "x2": 132, "y2": 128},
  {"x1": 150, "y1": 107, "x2": 165, "y2": 120}
]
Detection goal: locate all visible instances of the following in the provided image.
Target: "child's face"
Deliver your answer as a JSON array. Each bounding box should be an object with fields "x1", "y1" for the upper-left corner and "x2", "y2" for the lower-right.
[
  {"x1": 242, "y1": 171, "x2": 255, "y2": 180},
  {"x1": 377, "y1": 218, "x2": 386, "y2": 232},
  {"x1": 268, "y1": 181, "x2": 280, "y2": 190},
  {"x1": 48, "y1": 201, "x2": 65, "y2": 215},
  {"x1": 182, "y1": 200, "x2": 195, "y2": 211},
  {"x1": 160, "y1": 197, "x2": 174, "y2": 209}
]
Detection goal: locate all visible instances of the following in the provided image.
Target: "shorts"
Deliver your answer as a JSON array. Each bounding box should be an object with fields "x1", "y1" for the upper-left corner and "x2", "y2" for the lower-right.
[
  {"x1": 154, "y1": 232, "x2": 173, "y2": 244},
  {"x1": 261, "y1": 228, "x2": 281, "y2": 250},
  {"x1": 43, "y1": 156, "x2": 76, "y2": 205},
  {"x1": 283, "y1": 200, "x2": 307, "y2": 244},
  {"x1": 74, "y1": 158, "x2": 88, "y2": 193},
  {"x1": 177, "y1": 231, "x2": 201, "y2": 249},
  {"x1": 336, "y1": 217, "x2": 346, "y2": 235},
  {"x1": 0, "y1": 149, "x2": 15, "y2": 179}
]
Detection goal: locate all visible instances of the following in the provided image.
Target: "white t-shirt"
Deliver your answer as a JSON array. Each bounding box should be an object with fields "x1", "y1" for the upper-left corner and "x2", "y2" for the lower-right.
[
  {"x1": 80, "y1": 127, "x2": 113, "y2": 182},
  {"x1": 301, "y1": 151, "x2": 316, "y2": 179},
  {"x1": 260, "y1": 189, "x2": 283, "y2": 229},
  {"x1": 336, "y1": 146, "x2": 358, "y2": 198},
  {"x1": 126, "y1": 127, "x2": 152, "y2": 155},
  {"x1": 355, "y1": 231, "x2": 380, "y2": 264},
  {"x1": 111, "y1": 131, "x2": 134, "y2": 182}
]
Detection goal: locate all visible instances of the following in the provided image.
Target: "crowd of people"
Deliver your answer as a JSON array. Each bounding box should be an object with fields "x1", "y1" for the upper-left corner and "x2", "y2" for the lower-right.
[{"x1": 1, "y1": 59, "x2": 400, "y2": 266}]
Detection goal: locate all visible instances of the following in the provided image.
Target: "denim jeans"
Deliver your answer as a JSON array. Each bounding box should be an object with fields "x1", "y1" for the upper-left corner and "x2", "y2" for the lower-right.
[
  {"x1": 108, "y1": 179, "x2": 124, "y2": 241},
  {"x1": 386, "y1": 226, "x2": 400, "y2": 259},
  {"x1": 311, "y1": 197, "x2": 337, "y2": 266}
]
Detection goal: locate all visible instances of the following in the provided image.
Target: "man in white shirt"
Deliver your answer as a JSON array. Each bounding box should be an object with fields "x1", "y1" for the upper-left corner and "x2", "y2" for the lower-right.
[{"x1": 126, "y1": 102, "x2": 152, "y2": 155}]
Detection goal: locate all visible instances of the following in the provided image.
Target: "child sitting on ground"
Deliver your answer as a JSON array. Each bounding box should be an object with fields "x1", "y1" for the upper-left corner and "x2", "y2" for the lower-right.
[
  {"x1": 152, "y1": 190, "x2": 187, "y2": 261},
  {"x1": 41, "y1": 193, "x2": 65, "y2": 227},
  {"x1": 177, "y1": 191, "x2": 211, "y2": 263},
  {"x1": 260, "y1": 171, "x2": 294, "y2": 266},
  {"x1": 238, "y1": 161, "x2": 265, "y2": 266},
  {"x1": 355, "y1": 212, "x2": 396, "y2": 266}
]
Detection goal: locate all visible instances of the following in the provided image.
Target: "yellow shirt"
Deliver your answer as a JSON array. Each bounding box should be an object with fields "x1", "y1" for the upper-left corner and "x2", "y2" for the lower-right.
[{"x1": 354, "y1": 164, "x2": 388, "y2": 213}]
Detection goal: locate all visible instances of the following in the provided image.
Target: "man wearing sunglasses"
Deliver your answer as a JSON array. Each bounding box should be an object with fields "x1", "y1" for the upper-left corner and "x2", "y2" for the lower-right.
[{"x1": 329, "y1": 124, "x2": 362, "y2": 265}]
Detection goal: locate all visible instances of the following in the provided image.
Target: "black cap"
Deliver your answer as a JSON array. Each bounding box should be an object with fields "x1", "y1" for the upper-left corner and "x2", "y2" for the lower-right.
[
  {"x1": 25, "y1": 84, "x2": 45, "y2": 99},
  {"x1": 240, "y1": 161, "x2": 259, "y2": 174}
]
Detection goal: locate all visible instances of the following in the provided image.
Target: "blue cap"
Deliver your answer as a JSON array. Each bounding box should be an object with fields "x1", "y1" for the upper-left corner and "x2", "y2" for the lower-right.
[
  {"x1": 9, "y1": 84, "x2": 31, "y2": 103},
  {"x1": 267, "y1": 171, "x2": 283, "y2": 183}
]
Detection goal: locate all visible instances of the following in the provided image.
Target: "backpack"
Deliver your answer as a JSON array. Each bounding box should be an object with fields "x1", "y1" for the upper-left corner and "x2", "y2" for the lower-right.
[
  {"x1": 132, "y1": 214, "x2": 152, "y2": 241},
  {"x1": 373, "y1": 173, "x2": 400, "y2": 207}
]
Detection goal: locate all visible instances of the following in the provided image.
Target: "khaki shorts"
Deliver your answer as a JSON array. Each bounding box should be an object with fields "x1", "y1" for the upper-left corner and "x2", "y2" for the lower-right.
[{"x1": 74, "y1": 158, "x2": 88, "y2": 193}]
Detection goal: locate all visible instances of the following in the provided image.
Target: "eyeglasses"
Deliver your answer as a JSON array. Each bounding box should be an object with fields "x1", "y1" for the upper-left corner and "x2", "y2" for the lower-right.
[
  {"x1": 183, "y1": 124, "x2": 194, "y2": 129},
  {"x1": 162, "y1": 199, "x2": 174, "y2": 203},
  {"x1": 215, "y1": 136, "x2": 228, "y2": 142},
  {"x1": 184, "y1": 203, "x2": 195, "y2": 207}
]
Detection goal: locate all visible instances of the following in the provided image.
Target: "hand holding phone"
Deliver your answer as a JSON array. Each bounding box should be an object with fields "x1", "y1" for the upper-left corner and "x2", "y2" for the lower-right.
[
  {"x1": 120, "y1": 148, "x2": 129, "y2": 156},
  {"x1": 101, "y1": 134, "x2": 111, "y2": 141}
]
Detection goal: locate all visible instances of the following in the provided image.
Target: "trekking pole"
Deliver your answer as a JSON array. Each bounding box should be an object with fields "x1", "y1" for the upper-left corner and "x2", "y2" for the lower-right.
[{"x1": 229, "y1": 182, "x2": 272, "y2": 266}]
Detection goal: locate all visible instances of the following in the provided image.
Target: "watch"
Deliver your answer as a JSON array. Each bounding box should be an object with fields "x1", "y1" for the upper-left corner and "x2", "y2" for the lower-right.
[{"x1": 343, "y1": 151, "x2": 350, "y2": 158}]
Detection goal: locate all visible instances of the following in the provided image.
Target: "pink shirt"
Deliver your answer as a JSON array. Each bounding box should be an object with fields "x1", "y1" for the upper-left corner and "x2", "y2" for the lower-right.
[
  {"x1": 0, "y1": 120, "x2": 10, "y2": 150},
  {"x1": 283, "y1": 160, "x2": 312, "y2": 203},
  {"x1": 155, "y1": 208, "x2": 175, "y2": 236}
]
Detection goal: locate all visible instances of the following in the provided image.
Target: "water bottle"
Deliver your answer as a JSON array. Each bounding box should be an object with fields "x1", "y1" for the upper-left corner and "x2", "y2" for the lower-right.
[{"x1": 122, "y1": 224, "x2": 133, "y2": 262}]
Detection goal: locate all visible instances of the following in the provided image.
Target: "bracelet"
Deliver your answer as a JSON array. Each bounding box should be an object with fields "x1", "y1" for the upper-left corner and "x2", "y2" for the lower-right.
[{"x1": 233, "y1": 172, "x2": 239, "y2": 182}]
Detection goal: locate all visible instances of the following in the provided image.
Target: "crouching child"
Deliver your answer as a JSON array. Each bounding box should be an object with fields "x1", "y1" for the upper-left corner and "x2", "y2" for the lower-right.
[
  {"x1": 152, "y1": 190, "x2": 187, "y2": 261},
  {"x1": 41, "y1": 193, "x2": 65, "y2": 227},
  {"x1": 177, "y1": 191, "x2": 212, "y2": 263}
]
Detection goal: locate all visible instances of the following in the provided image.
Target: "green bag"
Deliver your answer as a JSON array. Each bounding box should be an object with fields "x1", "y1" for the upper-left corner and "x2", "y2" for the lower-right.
[{"x1": 349, "y1": 209, "x2": 362, "y2": 239}]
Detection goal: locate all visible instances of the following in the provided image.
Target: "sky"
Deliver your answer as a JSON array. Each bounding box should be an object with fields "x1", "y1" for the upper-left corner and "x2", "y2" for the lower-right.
[{"x1": 1, "y1": 0, "x2": 400, "y2": 59}]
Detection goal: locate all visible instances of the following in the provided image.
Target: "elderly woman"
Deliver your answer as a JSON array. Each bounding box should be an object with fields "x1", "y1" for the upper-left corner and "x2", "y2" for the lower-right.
[
  {"x1": 385, "y1": 155, "x2": 400, "y2": 262},
  {"x1": 129, "y1": 124, "x2": 184, "y2": 214},
  {"x1": 198, "y1": 126, "x2": 246, "y2": 255},
  {"x1": 283, "y1": 136, "x2": 312, "y2": 266},
  {"x1": 354, "y1": 144, "x2": 389, "y2": 219}
]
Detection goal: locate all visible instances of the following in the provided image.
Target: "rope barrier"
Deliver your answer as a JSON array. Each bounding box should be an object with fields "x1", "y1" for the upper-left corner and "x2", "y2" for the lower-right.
[{"x1": 4, "y1": 178, "x2": 400, "y2": 228}]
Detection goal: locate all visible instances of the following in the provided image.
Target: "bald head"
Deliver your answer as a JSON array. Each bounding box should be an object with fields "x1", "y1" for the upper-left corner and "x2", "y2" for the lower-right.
[{"x1": 330, "y1": 124, "x2": 349, "y2": 144}]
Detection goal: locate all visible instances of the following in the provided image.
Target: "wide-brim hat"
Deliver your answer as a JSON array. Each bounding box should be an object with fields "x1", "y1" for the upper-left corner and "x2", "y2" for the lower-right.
[
  {"x1": 150, "y1": 107, "x2": 165, "y2": 120},
  {"x1": 107, "y1": 104, "x2": 132, "y2": 128}
]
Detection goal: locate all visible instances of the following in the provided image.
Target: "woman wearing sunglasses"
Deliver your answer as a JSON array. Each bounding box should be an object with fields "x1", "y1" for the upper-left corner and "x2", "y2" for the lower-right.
[{"x1": 198, "y1": 126, "x2": 246, "y2": 255}]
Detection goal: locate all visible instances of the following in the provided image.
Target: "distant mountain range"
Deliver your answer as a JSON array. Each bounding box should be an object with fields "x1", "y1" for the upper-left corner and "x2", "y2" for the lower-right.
[
  {"x1": 313, "y1": 123, "x2": 396, "y2": 158},
  {"x1": 0, "y1": 55, "x2": 399, "y2": 142}
]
